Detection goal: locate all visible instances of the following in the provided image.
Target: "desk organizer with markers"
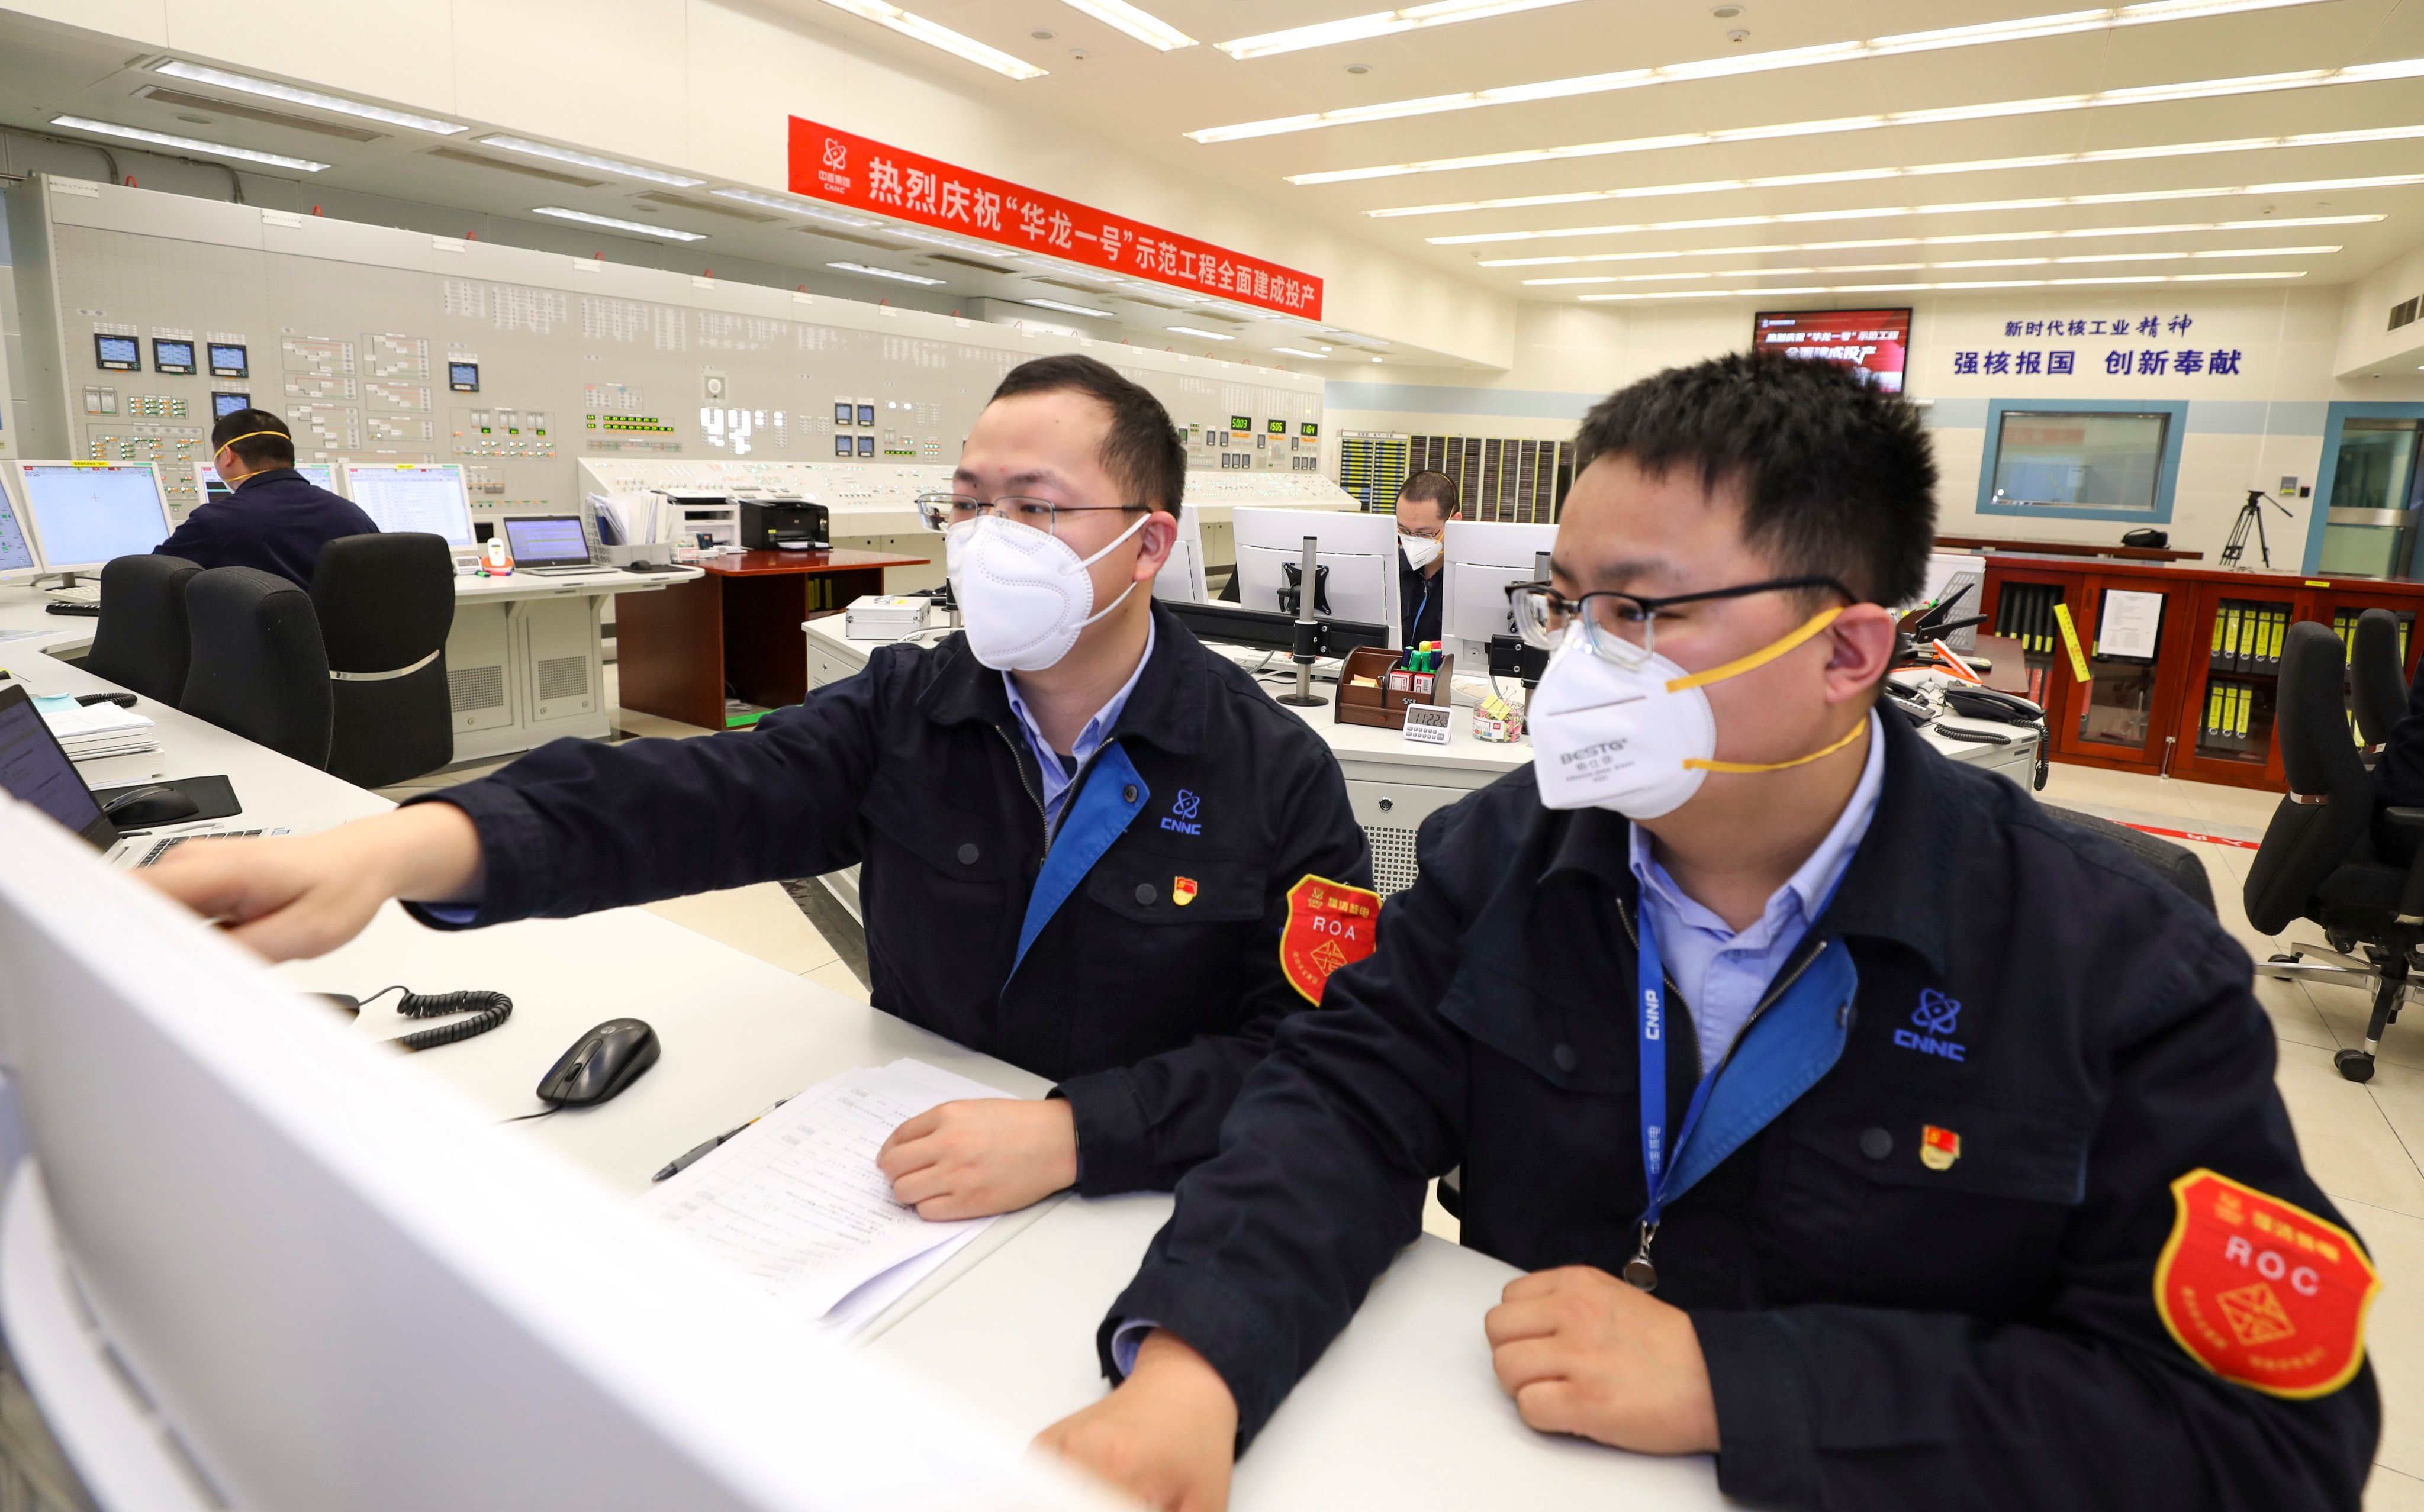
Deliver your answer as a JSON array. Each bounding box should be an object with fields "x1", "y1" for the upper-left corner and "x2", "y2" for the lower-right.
[{"x1": 1335, "y1": 643, "x2": 1454, "y2": 730}]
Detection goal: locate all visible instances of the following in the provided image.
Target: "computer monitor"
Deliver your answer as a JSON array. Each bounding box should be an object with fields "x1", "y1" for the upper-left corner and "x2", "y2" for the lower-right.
[
  {"x1": 193, "y1": 461, "x2": 339, "y2": 505},
  {"x1": 1440, "y1": 520, "x2": 1557, "y2": 665},
  {"x1": 1151, "y1": 507, "x2": 1208, "y2": 605},
  {"x1": 11, "y1": 462, "x2": 172, "y2": 578},
  {"x1": 0, "y1": 798, "x2": 1092, "y2": 1512},
  {"x1": 1231, "y1": 507, "x2": 1403, "y2": 650},
  {"x1": 0, "y1": 473, "x2": 39, "y2": 582},
  {"x1": 339, "y1": 461, "x2": 475, "y2": 547},
  {"x1": 501, "y1": 514, "x2": 591, "y2": 568}
]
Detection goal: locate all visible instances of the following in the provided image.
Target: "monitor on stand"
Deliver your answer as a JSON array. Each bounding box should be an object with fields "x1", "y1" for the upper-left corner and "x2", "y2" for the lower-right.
[
  {"x1": 10, "y1": 463, "x2": 173, "y2": 590},
  {"x1": 1440, "y1": 520, "x2": 1555, "y2": 667},
  {"x1": 1231, "y1": 508, "x2": 1406, "y2": 706},
  {"x1": 337, "y1": 462, "x2": 476, "y2": 549},
  {"x1": 1151, "y1": 507, "x2": 1208, "y2": 605},
  {"x1": 194, "y1": 461, "x2": 338, "y2": 504}
]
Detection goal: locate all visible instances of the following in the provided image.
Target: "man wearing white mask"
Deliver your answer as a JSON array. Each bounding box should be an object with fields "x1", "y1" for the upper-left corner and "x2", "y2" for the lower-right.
[
  {"x1": 143, "y1": 354, "x2": 1373, "y2": 1221},
  {"x1": 1393, "y1": 470, "x2": 1459, "y2": 649},
  {"x1": 1038, "y1": 353, "x2": 2377, "y2": 1511}
]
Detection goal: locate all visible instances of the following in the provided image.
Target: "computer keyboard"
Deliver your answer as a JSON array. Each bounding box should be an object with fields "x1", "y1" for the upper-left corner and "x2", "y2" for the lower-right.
[
  {"x1": 136, "y1": 830, "x2": 266, "y2": 866},
  {"x1": 44, "y1": 601, "x2": 101, "y2": 617}
]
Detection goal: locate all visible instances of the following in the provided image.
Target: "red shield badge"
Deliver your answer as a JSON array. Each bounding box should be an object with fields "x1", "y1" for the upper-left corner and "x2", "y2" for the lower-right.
[
  {"x1": 1279, "y1": 874, "x2": 1381, "y2": 1004},
  {"x1": 2153, "y1": 1169, "x2": 2380, "y2": 1399}
]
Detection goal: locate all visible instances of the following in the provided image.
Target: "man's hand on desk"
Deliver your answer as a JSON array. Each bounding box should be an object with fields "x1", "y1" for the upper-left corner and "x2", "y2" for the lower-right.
[
  {"x1": 140, "y1": 804, "x2": 486, "y2": 961},
  {"x1": 1035, "y1": 1330, "x2": 1237, "y2": 1512},
  {"x1": 1483, "y1": 1265, "x2": 1720, "y2": 1455},
  {"x1": 875, "y1": 1097, "x2": 1077, "y2": 1219}
]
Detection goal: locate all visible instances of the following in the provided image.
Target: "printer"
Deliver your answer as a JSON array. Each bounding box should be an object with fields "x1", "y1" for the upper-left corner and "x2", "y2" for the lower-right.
[{"x1": 738, "y1": 495, "x2": 830, "y2": 551}]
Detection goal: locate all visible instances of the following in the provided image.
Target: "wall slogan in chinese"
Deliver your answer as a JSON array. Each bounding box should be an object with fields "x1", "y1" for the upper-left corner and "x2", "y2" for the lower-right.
[
  {"x1": 787, "y1": 117, "x2": 1322, "y2": 320},
  {"x1": 1951, "y1": 313, "x2": 2243, "y2": 380}
]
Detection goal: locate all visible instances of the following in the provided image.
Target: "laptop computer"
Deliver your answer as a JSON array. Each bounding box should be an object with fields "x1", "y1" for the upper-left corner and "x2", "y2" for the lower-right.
[
  {"x1": 501, "y1": 514, "x2": 601, "y2": 576},
  {"x1": 0, "y1": 684, "x2": 283, "y2": 867}
]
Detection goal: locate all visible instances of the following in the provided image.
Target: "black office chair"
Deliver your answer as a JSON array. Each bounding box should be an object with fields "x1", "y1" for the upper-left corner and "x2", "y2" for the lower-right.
[
  {"x1": 311, "y1": 533, "x2": 455, "y2": 789},
  {"x1": 82, "y1": 554, "x2": 200, "y2": 705},
  {"x1": 180, "y1": 566, "x2": 333, "y2": 770},
  {"x1": 2350, "y1": 607, "x2": 2407, "y2": 765},
  {"x1": 2249, "y1": 620, "x2": 2424, "y2": 1081},
  {"x1": 2040, "y1": 804, "x2": 2215, "y2": 915}
]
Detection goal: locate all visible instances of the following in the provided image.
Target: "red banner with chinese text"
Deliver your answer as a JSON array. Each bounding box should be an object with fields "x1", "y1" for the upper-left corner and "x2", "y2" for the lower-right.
[{"x1": 787, "y1": 117, "x2": 1322, "y2": 321}]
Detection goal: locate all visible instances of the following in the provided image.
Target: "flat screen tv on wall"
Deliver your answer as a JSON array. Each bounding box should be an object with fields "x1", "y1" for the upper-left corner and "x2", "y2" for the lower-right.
[{"x1": 1751, "y1": 308, "x2": 1913, "y2": 394}]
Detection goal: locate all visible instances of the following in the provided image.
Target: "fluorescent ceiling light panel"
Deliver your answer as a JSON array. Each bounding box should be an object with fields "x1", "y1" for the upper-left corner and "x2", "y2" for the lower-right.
[
  {"x1": 891, "y1": 227, "x2": 1022, "y2": 258},
  {"x1": 809, "y1": 0, "x2": 1047, "y2": 79},
  {"x1": 1198, "y1": 0, "x2": 2335, "y2": 142},
  {"x1": 710, "y1": 188, "x2": 884, "y2": 228},
  {"x1": 1370, "y1": 125, "x2": 2424, "y2": 217},
  {"x1": 1167, "y1": 325, "x2": 1236, "y2": 341},
  {"x1": 1060, "y1": 0, "x2": 1196, "y2": 50},
  {"x1": 1479, "y1": 217, "x2": 2375, "y2": 266},
  {"x1": 1022, "y1": 297, "x2": 1116, "y2": 318},
  {"x1": 1430, "y1": 176, "x2": 2424, "y2": 245},
  {"x1": 481, "y1": 136, "x2": 702, "y2": 187},
  {"x1": 1576, "y1": 271, "x2": 2304, "y2": 301},
  {"x1": 1287, "y1": 58, "x2": 2424, "y2": 183},
  {"x1": 50, "y1": 115, "x2": 330, "y2": 171},
  {"x1": 1522, "y1": 246, "x2": 2335, "y2": 284},
  {"x1": 1218, "y1": 0, "x2": 1585, "y2": 59},
  {"x1": 1270, "y1": 346, "x2": 1333, "y2": 359},
  {"x1": 532, "y1": 205, "x2": 707, "y2": 240},
  {"x1": 828, "y1": 260, "x2": 947, "y2": 285},
  {"x1": 151, "y1": 60, "x2": 466, "y2": 134}
]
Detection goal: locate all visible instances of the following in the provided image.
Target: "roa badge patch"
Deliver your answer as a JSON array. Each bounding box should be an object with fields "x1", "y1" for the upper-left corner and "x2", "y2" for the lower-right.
[
  {"x1": 1280, "y1": 874, "x2": 1381, "y2": 1004},
  {"x1": 2153, "y1": 1168, "x2": 2380, "y2": 1398}
]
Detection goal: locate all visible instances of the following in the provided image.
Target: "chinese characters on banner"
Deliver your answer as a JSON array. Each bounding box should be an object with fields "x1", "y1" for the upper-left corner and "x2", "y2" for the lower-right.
[
  {"x1": 787, "y1": 117, "x2": 1323, "y2": 320},
  {"x1": 1950, "y1": 312, "x2": 2245, "y2": 380}
]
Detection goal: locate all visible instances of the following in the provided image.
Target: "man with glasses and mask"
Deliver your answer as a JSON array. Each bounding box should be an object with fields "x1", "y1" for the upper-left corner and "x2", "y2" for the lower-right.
[
  {"x1": 142, "y1": 354, "x2": 1372, "y2": 1223},
  {"x1": 1393, "y1": 470, "x2": 1460, "y2": 649},
  {"x1": 1037, "y1": 353, "x2": 2377, "y2": 1511}
]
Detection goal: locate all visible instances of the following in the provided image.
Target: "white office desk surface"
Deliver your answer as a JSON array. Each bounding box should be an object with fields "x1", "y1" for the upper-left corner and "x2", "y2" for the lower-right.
[{"x1": 868, "y1": 1194, "x2": 1730, "y2": 1511}]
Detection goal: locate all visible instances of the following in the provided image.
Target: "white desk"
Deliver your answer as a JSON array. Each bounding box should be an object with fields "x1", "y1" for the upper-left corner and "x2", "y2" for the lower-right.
[
  {"x1": 0, "y1": 620, "x2": 1728, "y2": 1510},
  {"x1": 804, "y1": 611, "x2": 2048, "y2": 902}
]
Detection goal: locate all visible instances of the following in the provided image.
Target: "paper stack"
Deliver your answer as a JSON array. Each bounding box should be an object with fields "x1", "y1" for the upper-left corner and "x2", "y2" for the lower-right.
[
  {"x1": 844, "y1": 595, "x2": 929, "y2": 641},
  {"x1": 638, "y1": 1058, "x2": 1010, "y2": 1337},
  {"x1": 34, "y1": 694, "x2": 159, "y2": 760}
]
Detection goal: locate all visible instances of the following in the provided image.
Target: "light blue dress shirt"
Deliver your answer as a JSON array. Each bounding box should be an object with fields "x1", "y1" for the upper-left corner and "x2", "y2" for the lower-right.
[
  {"x1": 1628, "y1": 711, "x2": 1884, "y2": 1071},
  {"x1": 1002, "y1": 618, "x2": 1155, "y2": 839}
]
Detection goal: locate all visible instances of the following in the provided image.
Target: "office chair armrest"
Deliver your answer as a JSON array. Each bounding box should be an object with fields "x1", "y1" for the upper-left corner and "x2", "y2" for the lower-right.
[
  {"x1": 2391, "y1": 810, "x2": 2424, "y2": 923},
  {"x1": 2386, "y1": 807, "x2": 2424, "y2": 828}
]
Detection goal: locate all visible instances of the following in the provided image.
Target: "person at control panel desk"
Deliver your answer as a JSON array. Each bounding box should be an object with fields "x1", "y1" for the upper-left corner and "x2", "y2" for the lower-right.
[
  {"x1": 144, "y1": 355, "x2": 1373, "y2": 1224},
  {"x1": 154, "y1": 409, "x2": 376, "y2": 588},
  {"x1": 1394, "y1": 470, "x2": 1460, "y2": 649},
  {"x1": 1037, "y1": 354, "x2": 2378, "y2": 1512}
]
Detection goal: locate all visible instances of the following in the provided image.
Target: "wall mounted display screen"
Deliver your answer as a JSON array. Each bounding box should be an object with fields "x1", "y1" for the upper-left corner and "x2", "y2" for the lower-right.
[
  {"x1": 856, "y1": 435, "x2": 875, "y2": 457},
  {"x1": 1302, "y1": 423, "x2": 1320, "y2": 438},
  {"x1": 1751, "y1": 309, "x2": 1912, "y2": 394},
  {"x1": 1989, "y1": 410, "x2": 2171, "y2": 513},
  {"x1": 152, "y1": 338, "x2": 197, "y2": 375},
  {"x1": 93, "y1": 335, "x2": 140, "y2": 372},
  {"x1": 448, "y1": 361, "x2": 480, "y2": 393},
  {"x1": 211, "y1": 392, "x2": 251, "y2": 419},
  {"x1": 856, "y1": 404, "x2": 875, "y2": 428},
  {"x1": 1231, "y1": 416, "x2": 1252, "y2": 433},
  {"x1": 834, "y1": 402, "x2": 855, "y2": 427},
  {"x1": 207, "y1": 343, "x2": 248, "y2": 378},
  {"x1": 834, "y1": 434, "x2": 854, "y2": 457}
]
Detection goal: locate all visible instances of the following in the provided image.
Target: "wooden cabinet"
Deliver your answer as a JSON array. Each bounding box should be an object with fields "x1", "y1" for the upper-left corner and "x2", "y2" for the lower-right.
[{"x1": 1978, "y1": 557, "x2": 2424, "y2": 791}]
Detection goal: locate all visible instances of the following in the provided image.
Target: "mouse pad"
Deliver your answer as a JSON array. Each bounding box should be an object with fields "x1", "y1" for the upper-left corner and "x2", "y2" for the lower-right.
[{"x1": 91, "y1": 773, "x2": 242, "y2": 831}]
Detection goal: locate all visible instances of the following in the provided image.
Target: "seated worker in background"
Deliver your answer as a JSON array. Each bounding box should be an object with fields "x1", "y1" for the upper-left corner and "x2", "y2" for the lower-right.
[
  {"x1": 1394, "y1": 470, "x2": 1459, "y2": 649},
  {"x1": 1039, "y1": 354, "x2": 2378, "y2": 1511},
  {"x1": 155, "y1": 410, "x2": 376, "y2": 587},
  {"x1": 2371, "y1": 675, "x2": 2424, "y2": 863},
  {"x1": 146, "y1": 355, "x2": 1373, "y2": 1222}
]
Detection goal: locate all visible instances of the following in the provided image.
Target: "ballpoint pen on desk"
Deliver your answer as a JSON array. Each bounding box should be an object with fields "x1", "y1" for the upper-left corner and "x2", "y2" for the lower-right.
[{"x1": 651, "y1": 1097, "x2": 790, "y2": 1182}]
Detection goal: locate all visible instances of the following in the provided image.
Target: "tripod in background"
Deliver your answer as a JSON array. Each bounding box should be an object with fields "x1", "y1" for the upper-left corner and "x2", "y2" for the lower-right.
[{"x1": 2220, "y1": 489, "x2": 2295, "y2": 570}]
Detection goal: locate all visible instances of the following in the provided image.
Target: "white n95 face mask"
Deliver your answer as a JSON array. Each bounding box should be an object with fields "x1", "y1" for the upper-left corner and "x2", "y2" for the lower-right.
[
  {"x1": 1528, "y1": 605, "x2": 1860, "y2": 820},
  {"x1": 947, "y1": 511, "x2": 1149, "y2": 672},
  {"x1": 1400, "y1": 534, "x2": 1443, "y2": 570}
]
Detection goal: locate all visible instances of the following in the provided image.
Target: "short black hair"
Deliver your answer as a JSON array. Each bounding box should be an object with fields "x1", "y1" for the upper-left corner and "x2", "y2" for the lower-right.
[
  {"x1": 210, "y1": 408, "x2": 297, "y2": 470},
  {"x1": 1572, "y1": 352, "x2": 1936, "y2": 606},
  {"x1": 1396, "y1": 469, "x2": 1461, "y2": 517},
  {"x1": 989, "y1": 354, "x2": 1187, "y2": 517}
]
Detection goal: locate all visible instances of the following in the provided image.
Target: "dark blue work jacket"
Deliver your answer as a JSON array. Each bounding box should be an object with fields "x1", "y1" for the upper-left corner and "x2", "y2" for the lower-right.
[
  {"x1": 154, "y1": 468, "x2": 378, "y2": 588},
  {"x1": 1105, "y1": 709, "x2": 2377, "y2": 1508},
  {"x1": 411, "y1": 601, "x2": 1370, "y2": 1195}
]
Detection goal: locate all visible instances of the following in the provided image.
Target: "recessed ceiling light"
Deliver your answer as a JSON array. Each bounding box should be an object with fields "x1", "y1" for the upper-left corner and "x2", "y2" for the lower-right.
[
  {"x1": 709, "y1": 188, "x2": 886, "y2": 228},
  {"x1": 829, "y1": 260, "x2": 948, "y2": 285},
  {"x1": 1218, "y1": 1, "x2": 1591, "y2": 60},
  {"x1": 50, "y1": 115, "x2": 330, "y2": 171},
  {"x1": 481, "y1": 136, "x2": 703, "y2": 186},
  {"x1": 1575, "y1": 270, "x2": 2306, "y2": 301},
  {"x1": 1022, "y1": 296, "x2": 1116, "y2": 317},
  {"x1": 531, "y1": 205, "x2": 707, "y2": 240},
  {"x1": 1271, "y1": 346, "x2": 1331, "y2": 359},
  {"x1": 1478, "y1": 215, "x2": 2375, "y2": 266},
  {"x1": 151, "y1": 60, "x2": 467, "y2": 134},
  {"x1": 1198, "y1": 0, "x2": 2341, "y2": 140},
  {"x1": 1167, "y1": 325, "x2": 1236, "y2": 341},
  {"x1": 808, "y1": 0, "x2": 1048, "y2": 78},
  {"x1": 1058, "y1": 0, "x2": 1196, "y2": 50},
  {"x1": 1370, "y1": 356, "x2": 1385, "y2": 363},
  {"x1": 890, "y1": 227, "x2": 1022, "y2": 258},
  {"x1": 1520, "y1": 245, "x2": 2338, "y2": 284}
]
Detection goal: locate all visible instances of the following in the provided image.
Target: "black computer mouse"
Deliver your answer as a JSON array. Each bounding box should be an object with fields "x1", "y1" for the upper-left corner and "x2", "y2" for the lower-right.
[
  {"x1": 536, "y1": 1018, "x2": 659, "y2": 1107},
  {"x1": 101, "y1": 785, "x2": 201, "y2": 829}
]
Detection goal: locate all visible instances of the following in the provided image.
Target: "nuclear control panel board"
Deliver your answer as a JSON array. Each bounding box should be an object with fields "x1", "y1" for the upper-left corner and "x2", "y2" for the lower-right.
[{"x1": 6, "y1": 178, "x2": 1334, "y2": 530}]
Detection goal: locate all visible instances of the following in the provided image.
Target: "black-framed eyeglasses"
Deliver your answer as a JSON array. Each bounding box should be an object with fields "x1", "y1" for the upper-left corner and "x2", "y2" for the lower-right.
[
  {"x1": 1506, "y1": 574, "x2": 1854, "y2": 668},
  {"x1": 915, "y1": 492, "x2": 1148, "y2": 537}
]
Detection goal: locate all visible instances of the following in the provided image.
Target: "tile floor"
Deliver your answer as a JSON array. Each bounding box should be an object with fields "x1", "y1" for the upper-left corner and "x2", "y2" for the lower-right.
[{"x1": 385, "y1": 688, "x2": 2424, "y2": 1500}]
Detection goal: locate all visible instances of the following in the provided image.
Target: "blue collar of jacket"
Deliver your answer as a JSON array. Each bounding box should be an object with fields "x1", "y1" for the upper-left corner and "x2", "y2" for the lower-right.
[
  {"x1": 915, "y1": 598, "x2": 1211, "y2": 759},
  {"x1": 1541, "y1": 707, "x2": 1954, "y2": 978}
]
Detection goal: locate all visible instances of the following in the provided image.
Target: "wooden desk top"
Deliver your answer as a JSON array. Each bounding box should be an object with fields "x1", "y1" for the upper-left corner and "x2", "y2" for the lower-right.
[
  {"x1": 697, "y1": 547, "x2": 931, "y2": 577},
  {"x1": 1937, "y1": 534, "x2": 2204, "y2": 562}
]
